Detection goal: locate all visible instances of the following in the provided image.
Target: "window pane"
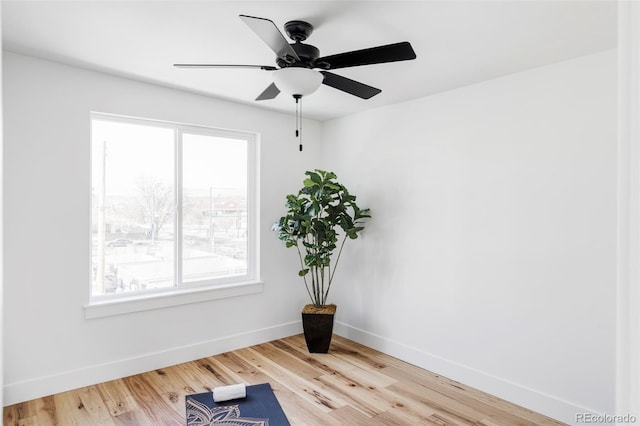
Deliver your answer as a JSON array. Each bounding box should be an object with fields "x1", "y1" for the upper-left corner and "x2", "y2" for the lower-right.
[
  {"x1": 91, "y1": 119, "x2": 175, "y2": 295},
  {"x1": 182, "y1": 133, "x2": 248, "y2": 282}
]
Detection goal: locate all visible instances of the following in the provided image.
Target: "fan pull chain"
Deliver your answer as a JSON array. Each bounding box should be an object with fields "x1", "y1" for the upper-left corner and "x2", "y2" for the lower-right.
[
  {"x1": 299, "y1": 96, "x2": 303, "y2": 152},
  {"x1": 294, "y1": 95, "x2": 303, "y2": 152}
]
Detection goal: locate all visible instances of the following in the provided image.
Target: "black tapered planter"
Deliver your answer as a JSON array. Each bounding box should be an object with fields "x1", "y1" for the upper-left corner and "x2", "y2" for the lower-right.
[{"x1": 301, "y1": 304, "x2": 336, "y2": 353}]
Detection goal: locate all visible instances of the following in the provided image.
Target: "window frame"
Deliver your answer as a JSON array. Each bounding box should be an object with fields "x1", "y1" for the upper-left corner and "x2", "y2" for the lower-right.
[{"x1": 86, "y1": 112, "x2": 261, "y2": 318}]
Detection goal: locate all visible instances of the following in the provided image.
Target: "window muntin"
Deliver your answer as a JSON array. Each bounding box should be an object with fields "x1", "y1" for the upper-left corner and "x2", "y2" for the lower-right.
[{"x1": 90, "y1": 113, "x2": 256, "y2": 300}]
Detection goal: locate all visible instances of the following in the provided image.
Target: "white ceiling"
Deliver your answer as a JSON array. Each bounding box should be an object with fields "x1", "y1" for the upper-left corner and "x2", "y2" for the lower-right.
[{"x1": 2, "y1": 1, "x2": 617, "y2": 121}]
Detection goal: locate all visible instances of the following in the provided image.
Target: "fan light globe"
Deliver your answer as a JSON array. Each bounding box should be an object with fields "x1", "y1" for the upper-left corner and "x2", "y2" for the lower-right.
[{"x1": 273, "y1": 68, "x2": 323, "y2": 96}]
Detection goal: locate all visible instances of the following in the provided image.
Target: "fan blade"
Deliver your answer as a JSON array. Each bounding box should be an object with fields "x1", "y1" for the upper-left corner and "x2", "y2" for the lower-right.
[
  {"x1": 174, "y1": 64, "x2": 277, "y2": 70},
  {"x1": 239, "y1": 15, "x2": 299, "y2": 62},
  {"x1": 320, "y1": 71, "x2": 381, "y2": 99},
  {"x1": 255, "y1": 82, "x2": 281, "y2": 101},
  {"x1": 316, "y1": 41, "x2": 416, "y2": 70}
]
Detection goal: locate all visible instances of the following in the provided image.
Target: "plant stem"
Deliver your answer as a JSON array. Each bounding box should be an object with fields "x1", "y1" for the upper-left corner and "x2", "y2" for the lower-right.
[
  {"x1": 314, "y1": 264, "x2": 321, "y2": 306},
  {"x1": 325, "y1": 234, "x2": 348, "y2": 302},
  {"x1": 320, "y1": 266, "x2": 325, "y2": 305},
  {"x1": 295, "y1": 242, "x2": 314, "y2": 304}
]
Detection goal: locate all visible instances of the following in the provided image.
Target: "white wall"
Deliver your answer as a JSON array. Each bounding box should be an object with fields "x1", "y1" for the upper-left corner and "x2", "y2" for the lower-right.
[
  {"x1": 2, "y1": 52, "x2": 320, "y2": 404},
  {"x1": 617, "y1": 0, "x2": 640, "y2": 420},
  {"x1": 323, "y1": 50, "x2": 618, "y2": 424},
  {"x1": 0, "y1": 4, "x2": 5, "y2": 410}
]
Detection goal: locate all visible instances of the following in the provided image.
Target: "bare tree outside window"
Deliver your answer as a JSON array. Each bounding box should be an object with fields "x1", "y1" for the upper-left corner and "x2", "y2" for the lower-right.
[{"x1": 136, "y1": 177, "x2": 173, "y2": 242}]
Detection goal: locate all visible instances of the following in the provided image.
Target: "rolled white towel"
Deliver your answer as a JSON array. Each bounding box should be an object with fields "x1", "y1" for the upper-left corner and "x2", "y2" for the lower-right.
[{"x1": 212, "y1": 383, "x2": 246, "y2": 402}]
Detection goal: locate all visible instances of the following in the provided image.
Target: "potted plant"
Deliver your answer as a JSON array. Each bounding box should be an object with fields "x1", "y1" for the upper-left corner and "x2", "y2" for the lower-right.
[{"x1": 273, "y1": 169, "x2": 370, "y2": 353}]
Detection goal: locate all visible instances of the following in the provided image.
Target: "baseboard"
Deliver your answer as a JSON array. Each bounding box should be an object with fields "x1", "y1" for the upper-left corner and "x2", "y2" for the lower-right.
[
  {"x1": 3, "y1": 320, "x2": 303, "y2": 406},
  {"x1": 334, "y1": 321, "x2": 598, "y2": 426}
]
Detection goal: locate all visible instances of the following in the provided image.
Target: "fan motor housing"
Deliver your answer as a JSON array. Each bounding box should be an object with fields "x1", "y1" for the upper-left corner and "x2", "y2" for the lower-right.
[{"x1": 277, "y1": 42, "x2": 320, "y2": 68}]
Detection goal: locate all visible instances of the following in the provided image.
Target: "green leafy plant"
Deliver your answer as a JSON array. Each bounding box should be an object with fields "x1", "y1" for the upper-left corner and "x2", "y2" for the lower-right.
[{"x1": 273, "y1": 170, "x2": 370, "y2": 307}]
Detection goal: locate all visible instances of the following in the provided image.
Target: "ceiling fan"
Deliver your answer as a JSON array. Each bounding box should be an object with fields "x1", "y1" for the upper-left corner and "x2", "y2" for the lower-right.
[{"x1": 174, "y1": 14, "x2": 417, "y2": 101}]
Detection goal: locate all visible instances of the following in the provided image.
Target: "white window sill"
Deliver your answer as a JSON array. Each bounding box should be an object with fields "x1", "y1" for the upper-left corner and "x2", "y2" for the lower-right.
[{"x1": 84, "y1": 280, "x2": 263, "y2": 319}]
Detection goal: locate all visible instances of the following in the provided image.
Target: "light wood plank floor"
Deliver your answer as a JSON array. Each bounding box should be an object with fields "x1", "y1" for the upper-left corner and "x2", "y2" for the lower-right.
[{"x1": 4, "y1": 334, "x2": 566, "y2": 425}]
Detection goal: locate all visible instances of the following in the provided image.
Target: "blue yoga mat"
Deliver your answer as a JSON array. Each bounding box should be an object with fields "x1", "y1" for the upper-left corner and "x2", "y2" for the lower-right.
[{"x1": 186, "y1": 383, "x2": 291, "y2": 425}]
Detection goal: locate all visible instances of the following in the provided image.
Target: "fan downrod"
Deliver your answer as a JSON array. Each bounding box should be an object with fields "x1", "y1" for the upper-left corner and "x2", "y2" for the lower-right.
[
  {"x1": 284, "y1": 20, "x2": 313, "y2": 42},
  {"x1": 277, "y1": 21, "x2": 320, "y2": 68}
]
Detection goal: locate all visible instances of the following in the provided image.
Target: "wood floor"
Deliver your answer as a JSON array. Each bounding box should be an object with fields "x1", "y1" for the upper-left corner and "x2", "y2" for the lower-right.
[{"x1": 4, "y1": 334, "x2": 566, "y2": 425}]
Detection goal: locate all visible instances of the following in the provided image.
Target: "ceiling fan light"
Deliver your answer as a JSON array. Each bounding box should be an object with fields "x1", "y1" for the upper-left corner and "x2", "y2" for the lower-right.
[{"x1": 273, "y1": 68, "x2": 323, "y2": 96}]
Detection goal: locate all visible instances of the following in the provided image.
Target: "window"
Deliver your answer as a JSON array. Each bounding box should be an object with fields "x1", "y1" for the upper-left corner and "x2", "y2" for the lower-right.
[{"x1": 90, "y1": 113, "x2": 259, "y2": 305}]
